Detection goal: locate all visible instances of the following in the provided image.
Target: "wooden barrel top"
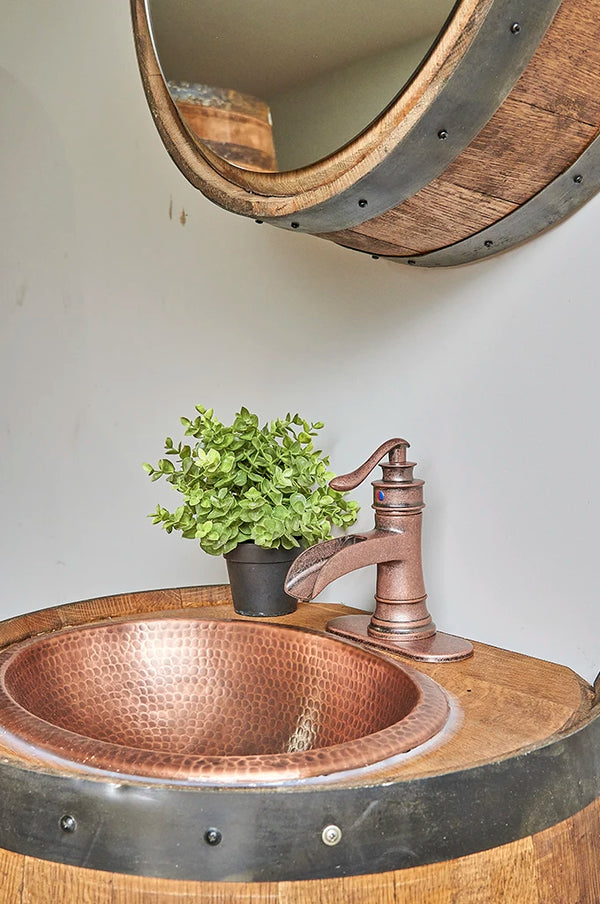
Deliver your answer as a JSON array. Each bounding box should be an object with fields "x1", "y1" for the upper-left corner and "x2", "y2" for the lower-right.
[
  {"x1": 0, "y1": 586, "x2": 598, "y2": 899},
  {"x1": 0, "y1": 585, "x2": 592, "y2": 782}
]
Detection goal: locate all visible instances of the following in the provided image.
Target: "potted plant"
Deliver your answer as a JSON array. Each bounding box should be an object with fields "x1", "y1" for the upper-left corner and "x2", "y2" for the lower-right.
[{"x1": 143, "y1": 405, "x2": 359, "y2": 616}]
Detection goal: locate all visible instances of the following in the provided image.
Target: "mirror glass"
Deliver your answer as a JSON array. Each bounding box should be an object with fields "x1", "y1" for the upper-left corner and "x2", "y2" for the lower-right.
[{"x1": 147, "y1": 0, "x2": 458, "y2": 173}]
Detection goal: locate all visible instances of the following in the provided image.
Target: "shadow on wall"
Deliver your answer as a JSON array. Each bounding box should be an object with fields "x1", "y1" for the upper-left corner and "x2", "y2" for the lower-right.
[
  {"x1": 0, "y1": 67, "x2": 80, "y2": 314},
  {"x1": 255, "y1": 220, "x2": 504, "y2": 337}
]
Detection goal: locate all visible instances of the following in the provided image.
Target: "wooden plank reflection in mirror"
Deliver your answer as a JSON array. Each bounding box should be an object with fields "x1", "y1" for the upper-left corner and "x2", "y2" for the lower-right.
[{"x1": 167, "y1": 82, "x2": 278, "y2": 173}]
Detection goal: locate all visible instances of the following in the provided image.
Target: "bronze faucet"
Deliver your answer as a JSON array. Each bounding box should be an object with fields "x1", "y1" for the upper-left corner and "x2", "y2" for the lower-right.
[{"x1": 285, "y1": 438, "x2": 473, "y2": 662}]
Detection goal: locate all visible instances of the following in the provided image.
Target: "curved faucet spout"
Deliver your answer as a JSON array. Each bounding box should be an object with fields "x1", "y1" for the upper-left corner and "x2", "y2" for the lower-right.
[{"x1": 285, "y1": 530, "x2": 404, "y2": 601}]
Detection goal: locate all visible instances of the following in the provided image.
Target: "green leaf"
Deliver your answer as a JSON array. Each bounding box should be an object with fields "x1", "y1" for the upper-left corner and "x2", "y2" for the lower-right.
[
  {"x1": 220, "y1": 452, "x2": 235, "y2": 473},
  {"x1": 144, "y1": 405, "x2": 359, "y2": 550},
  {"x1": 206, "y1": 448, "x2": 220, "y2": 465},
  {"x1": 289, "y1": 493, "x2": 306, "y2": 514}
]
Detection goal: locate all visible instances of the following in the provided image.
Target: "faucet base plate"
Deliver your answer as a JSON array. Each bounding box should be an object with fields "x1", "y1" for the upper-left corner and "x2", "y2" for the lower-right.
[{"x1": 327, "y1": 615, "x2": 474, "y2": 662}]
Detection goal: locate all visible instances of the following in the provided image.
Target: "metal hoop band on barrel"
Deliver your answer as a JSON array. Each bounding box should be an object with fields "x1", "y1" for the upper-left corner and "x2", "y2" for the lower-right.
[
  {"x1": 0, "y1": 706, "x2": 598, "y2": 882},
  {"x1": 385, "y1": 130, "x2": 600, "y2": 266}
]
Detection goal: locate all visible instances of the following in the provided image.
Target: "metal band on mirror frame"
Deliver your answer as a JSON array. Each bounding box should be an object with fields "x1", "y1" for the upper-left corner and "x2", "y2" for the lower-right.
[
  {"x1": 384, "y1": 129, "x2": 600, "y2": 266},
  {"x1": 262, "y1": 0, "x2": 563, "y2": 234}
]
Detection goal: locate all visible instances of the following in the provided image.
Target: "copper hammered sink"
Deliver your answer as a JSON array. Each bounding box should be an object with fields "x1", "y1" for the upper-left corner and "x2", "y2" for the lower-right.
[{"x1": 0, "y1": 616, "x2": 450, "y2": 784}]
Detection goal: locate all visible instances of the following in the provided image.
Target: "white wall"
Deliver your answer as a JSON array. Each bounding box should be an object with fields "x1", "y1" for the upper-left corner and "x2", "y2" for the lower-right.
[
  {"x1": 269, "y1": 35, "x2": 434, "y2": 170},
  {"x1": 2, "y1": 0, "x2": 599, "y2": 682}
]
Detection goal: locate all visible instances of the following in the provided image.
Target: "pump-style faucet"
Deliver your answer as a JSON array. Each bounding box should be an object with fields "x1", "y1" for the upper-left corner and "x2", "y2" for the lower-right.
[{"x1": 285, "y1": 439, "x2": 473, "y2": 662}]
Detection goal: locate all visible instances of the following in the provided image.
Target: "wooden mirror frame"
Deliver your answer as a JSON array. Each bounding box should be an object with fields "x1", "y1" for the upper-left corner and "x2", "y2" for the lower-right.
[{"x1": 132, "y1": 0, "x2": 600, "y2": 267}]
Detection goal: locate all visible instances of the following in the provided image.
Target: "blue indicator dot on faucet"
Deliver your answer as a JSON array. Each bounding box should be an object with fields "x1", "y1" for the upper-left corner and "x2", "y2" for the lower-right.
[{"x1": 378, "y1": 490, "x2": 385, "y2": 501}]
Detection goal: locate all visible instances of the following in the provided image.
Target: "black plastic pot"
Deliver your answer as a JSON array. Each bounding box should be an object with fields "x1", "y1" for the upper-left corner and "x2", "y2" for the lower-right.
[{"x1": 223, "y1": 542, "x2": 302, "y2": 617}]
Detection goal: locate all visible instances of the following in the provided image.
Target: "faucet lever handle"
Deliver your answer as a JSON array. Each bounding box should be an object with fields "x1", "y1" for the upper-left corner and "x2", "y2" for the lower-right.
[{"x1": 329, "y1": 438, "x2": 410, "y2": 492}]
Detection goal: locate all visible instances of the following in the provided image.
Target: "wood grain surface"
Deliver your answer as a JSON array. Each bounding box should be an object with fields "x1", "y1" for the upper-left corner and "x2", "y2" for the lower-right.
[
  {"x1": 0, "y1": 588, "x2": 591, "y2": 780},
  {"x1": 321, "y1": 0, "x2": 600, "y2": 256},
  {"x1": 172, "y1": 85, "x2": 278, "y2": 173}
]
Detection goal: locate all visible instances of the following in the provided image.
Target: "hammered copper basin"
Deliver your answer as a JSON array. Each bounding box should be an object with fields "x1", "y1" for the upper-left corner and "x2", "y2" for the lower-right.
[{"x1": 0, "y1": 616, "x2": 449, "y2": 784}]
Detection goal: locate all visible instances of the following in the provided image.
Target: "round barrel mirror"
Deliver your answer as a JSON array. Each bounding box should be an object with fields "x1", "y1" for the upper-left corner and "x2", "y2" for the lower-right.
[
  {"x1": 132, "y1": 0, "x2": 600, "y2": 266},
  {"x1": 147, "y1": 0, "x2": 458, "y2": 173}
]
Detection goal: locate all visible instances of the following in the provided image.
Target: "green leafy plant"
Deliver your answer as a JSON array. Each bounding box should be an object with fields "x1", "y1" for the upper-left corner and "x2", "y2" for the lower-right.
[{"x1": 143, "y1": 406, "x2": 359, "y2": 556}]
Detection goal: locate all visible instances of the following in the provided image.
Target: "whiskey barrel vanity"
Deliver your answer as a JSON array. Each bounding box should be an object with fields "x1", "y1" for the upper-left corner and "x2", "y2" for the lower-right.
[{"x1": 0, "y1": 585, "x2": 598, "y2": 902}]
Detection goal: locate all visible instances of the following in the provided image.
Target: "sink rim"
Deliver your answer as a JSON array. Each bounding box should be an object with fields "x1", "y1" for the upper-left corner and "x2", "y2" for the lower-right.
[{"x1": 0, "y1": 614, "x2": 450, "y2": 785}]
